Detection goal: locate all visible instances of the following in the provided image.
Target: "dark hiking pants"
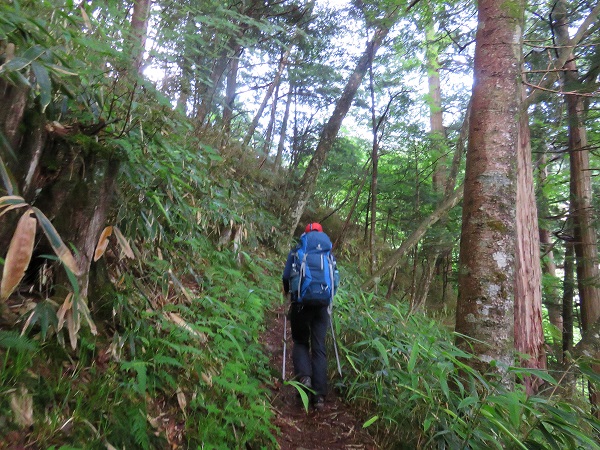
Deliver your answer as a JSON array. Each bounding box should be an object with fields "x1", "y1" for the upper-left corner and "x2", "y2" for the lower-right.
[{"x1": 290, "y1": 303, "x2": 329, "y2": 397}]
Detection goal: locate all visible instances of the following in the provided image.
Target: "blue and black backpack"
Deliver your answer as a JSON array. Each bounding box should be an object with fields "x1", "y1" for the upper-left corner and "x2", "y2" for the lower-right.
[{"x1": 290, "y1": 231, "x2": 339, "y2": 306}]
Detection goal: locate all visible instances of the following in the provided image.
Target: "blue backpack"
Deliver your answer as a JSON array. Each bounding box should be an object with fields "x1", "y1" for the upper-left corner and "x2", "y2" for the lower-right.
[{"x1": 290, "y1": 231, "x2": 338, "y2": 306}]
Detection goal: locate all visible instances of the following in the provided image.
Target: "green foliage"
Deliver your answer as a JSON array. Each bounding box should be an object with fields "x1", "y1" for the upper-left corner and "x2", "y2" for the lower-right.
[
  {"x1": 1, "y1": 0, "x2": 598, "y2": 449},
  {"x1": 20, "y1": 299, "x2": 59, "y2": 341},
  {"x1": 0, "y1": 241, "x2": 280, "y2": 447},
  {"x1": 285, "y1": 380, "x2": 313, "y2": 413},
  {"x1": 0, "y1": 2, "x2": 114, "y2": 119},
  {"x1": 0, "y1": 331, "x2": 37, "y2": 392},
  {"x1": 334, "y1": 287, "x2": 600, "y2": 449}
]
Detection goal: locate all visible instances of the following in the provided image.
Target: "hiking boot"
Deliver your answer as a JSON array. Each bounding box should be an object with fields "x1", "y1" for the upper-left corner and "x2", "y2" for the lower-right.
[
  {"x1": 313, "y1": 395, "x2": 325, "y2": 411},
  {"x1": 299, "y1": 376, "x2": 312, "y2": 390},
  {"x1": 295, "y1": 376, "x2": 312, "y2": 402}
]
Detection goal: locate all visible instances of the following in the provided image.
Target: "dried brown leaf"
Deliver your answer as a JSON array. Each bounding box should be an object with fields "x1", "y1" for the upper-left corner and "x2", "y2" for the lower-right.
[
  {"x1": 56, "y1": 292, "x2": 73, "y2": 332},
  {"x1": 168, "y1": 269, "x2": 193, "y2": 302},
  {"x1": 201, "y1": 372, "x2": 213, "y2": 387},
  {"x1": 0, "y1": 202, "x2": 28, "y2": 219},
  {"x1": 79, "y1": 6, "x2": 92, "y2": 29},
  {"x1": 1, "y1": 210, "x2": 36, "y2": 300},
  {"x1": 93, "y1": 226, "x2": 113, "y2": 262},
  {"x1": 163, "y1": 312, "x2": 207, "y2": 342},
  {"x1": 9, "y1": 386, "x2": 33, "y2": 428},
  {"x1": 78, "y1": 298, "x2": 97, "y2": 336},
  {"x1": 147, "y1": 414, "x2": 160, "y2": 429},
  {"x1": 56, "y1": 247, "x2": 79, "y2": 276},
  {"x1": 66, "y1": 309, "x2": 80, "y2": 350},
  {"x1": 176, "y1": 388, "x2": 187, "y2": 417},
  {"x1": 113, "y1": 226, "x2": 134, "y2": 259},
  {"x1": 20, "y1": 308, "x2": 37, "y2": 337}
]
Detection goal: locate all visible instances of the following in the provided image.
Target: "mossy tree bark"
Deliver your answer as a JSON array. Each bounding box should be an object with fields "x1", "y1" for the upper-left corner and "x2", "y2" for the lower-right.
[{"x1": 454, "y1": 0, "x2": 525, "y2": 382}]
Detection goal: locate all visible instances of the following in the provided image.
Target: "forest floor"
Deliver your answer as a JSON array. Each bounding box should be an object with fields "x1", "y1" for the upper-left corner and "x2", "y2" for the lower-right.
[{"x1": 262, "y1": 302, "x2": 378, "y2": 450}]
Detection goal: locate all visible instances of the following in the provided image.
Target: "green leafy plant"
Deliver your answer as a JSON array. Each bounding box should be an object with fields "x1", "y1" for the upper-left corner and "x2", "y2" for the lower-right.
[
  {"x1": 285, "y1": 380, "x2": 313, "y2": 413},
  {"x1": 333, "y1": 287, "x2": 600, "y2": 449}
]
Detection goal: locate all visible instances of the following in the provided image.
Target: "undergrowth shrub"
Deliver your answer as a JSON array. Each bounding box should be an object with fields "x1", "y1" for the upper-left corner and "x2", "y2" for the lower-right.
[
  {"x1": 334, "y1": 287, "x2": 600, "y2": 449},
  {"x1": 1, "y1": 240, "x2": 280, "y2": 448},
  {"x1": 101, "y1": 243, "x2": 280, "y2": 448},
  {"x1": 1, "y1": 1, "x2": 281, "y2": 448}
]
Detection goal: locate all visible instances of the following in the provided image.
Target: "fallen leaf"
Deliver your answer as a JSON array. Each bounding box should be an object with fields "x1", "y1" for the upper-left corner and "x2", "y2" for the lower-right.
[
  {"x1": 10, "y1": 386, "x2": 33, "y2": 428},
  {"x1": 1, "y1": 209, "x2": 36, "y2": 300}
]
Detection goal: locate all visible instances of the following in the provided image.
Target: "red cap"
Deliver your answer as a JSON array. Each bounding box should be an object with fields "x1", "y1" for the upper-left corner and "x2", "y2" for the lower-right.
[{"x1": 305, "y1": 222, "x2": 323, "y2": 233}]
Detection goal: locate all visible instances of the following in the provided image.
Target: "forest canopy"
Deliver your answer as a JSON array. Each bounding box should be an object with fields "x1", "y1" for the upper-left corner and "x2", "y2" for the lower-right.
[{"x1": 1, "y1": 0, "x2": 600, "y2": 447}]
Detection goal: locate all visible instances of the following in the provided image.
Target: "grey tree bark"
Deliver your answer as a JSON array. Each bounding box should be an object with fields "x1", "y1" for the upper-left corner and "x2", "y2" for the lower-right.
[
  {"x1": 222, "y1": 49, "x2": 242, "y2": 134},
  {"x1": 131, "y1": 0, "x2": 151, "y2": 73},
  {"x1": 274, "y1": 86, "x2": 293, "y2": 172},
  {"x1": 263, "y1": 77, "x2": 281, "y2": 157},
  {"x1": 454, "y1": 0, "x2": 525, "y2": 381},
  {"x1": 368, "y1": 60, "x2": 379, "y2": 275}
]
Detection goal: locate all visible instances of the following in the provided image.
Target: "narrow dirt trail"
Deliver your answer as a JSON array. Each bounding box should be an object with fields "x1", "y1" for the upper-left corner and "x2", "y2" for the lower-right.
[{"x1": 263, "y1": 303, "x2": 378, "y2": 450}]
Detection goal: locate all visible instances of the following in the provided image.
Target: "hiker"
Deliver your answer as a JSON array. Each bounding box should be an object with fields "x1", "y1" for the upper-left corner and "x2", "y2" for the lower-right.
[{"x1": 282, "y1": 222, "x2": 339, "y2": 410}]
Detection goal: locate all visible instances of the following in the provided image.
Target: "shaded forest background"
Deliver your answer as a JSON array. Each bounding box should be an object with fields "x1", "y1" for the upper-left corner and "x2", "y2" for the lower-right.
[{"x1": 1, "y1": 0, "x2": 600, "y2": 448}]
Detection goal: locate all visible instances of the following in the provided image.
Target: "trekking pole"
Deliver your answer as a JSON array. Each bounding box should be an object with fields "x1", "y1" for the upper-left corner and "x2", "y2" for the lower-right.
[
  {"x1": 282, "y1": 302, "x2": 288, "y2": 381},
  {"x1": 329, "y1": 313, "x2": 342, "y2": 377}
]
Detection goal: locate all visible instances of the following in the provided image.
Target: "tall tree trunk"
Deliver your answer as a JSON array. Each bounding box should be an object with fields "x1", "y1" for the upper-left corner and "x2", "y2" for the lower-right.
[
  {"x1": 196, "y1": 50, "x2": 230, "y2": 128},
  {"x1": 196, "y1": 0, "x2": 263, "y2": 128},
  {"x1": 0, "y1": 77, "x2": 28, "y2": 159},
  {"x1": 131, "y1": 0, "x2": 151, "y2": 73},
  {"x1": 368, "y1": 60, "x2": 378, "y2": 275},
  {"x1": 284, "y1": 7, "x2": 400, "y2": 235},
  {"x1": 554, "y1": 0, "x2": 600, "y2": 335},
  {"x1": 514, "y1": 104, "x2": 546, "y2": 395},
  {"x1": 222, "y1": 49, "x2": 242, "y2": 134},
  {"x1": 274, "y1": 85, "x2": 293, "y2": 172},
  {"x1": 444, "y1": 100, "x2": 470, "y2": 198},
  {"x1": 243, "y1": 47, "x2": 291, "y2": 147},
  {"x1": 537, "y1": 152, "x2": 563, "y2": 356},
  {"x1": 562, "y1": 237, "x2": 575, "y2": 360},
  {"x1": 176, "y1": 75, "x2": 190, "y2": 114},
  {"x1": 413, "y1": 256, "x2": 437, "y2": 312},
  {"x1": 334, "y1": 161, "x2": 371, "y2": 251},
  {"x1": 422, "y1": 21, "x2": 451, "y2": 308},
  {"x1": 554, "y1": 0, "x2": 600, "y2": 412},
  {"x1": 263, "y1": 79, "x2": 281, "y2": 157},
  {"x1": 363, "y1": 190, "x2": 371, "y2": 243},
  {"x1": 425, "y1": 23, "x2": 447, "y2": 192},
  {"x1": 454, "y1": 0, "x2": 524, "y2": 381}
]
